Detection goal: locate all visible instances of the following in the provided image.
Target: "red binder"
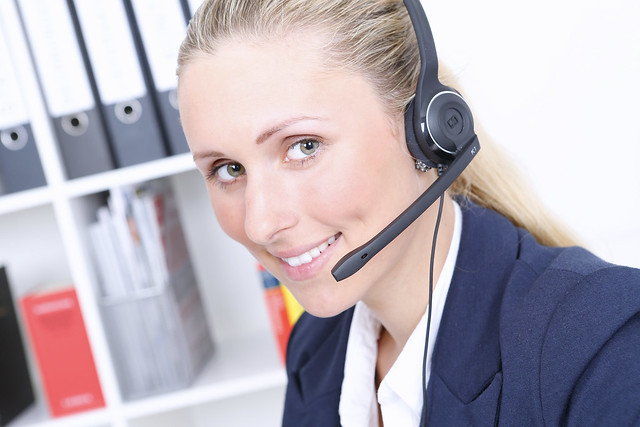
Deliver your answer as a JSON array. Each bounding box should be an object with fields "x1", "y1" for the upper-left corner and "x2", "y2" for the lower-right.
[
  {"x1": 258, "y1": 265, "x2": 291, "y2": 364},
  {"x1": 20, "y1": 287, "x2": 105, "y2": 417}
]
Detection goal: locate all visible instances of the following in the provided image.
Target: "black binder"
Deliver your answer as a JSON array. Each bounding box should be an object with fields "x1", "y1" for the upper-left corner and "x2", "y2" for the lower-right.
[{"x1": 0, "y1": 266, "x2": 35, "y2": 426}]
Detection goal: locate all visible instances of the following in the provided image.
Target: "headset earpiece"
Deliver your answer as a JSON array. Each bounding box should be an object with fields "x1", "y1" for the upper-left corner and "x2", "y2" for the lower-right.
[
  {"x1": 423, "y1": 89, "x2": 475, "y2": 165},
  {"x1": 403, "y1": 0, "x2": 476, "y2": 169},
  {"x1": 405, "y1": 89, "x2": 475, "y2": 168}
]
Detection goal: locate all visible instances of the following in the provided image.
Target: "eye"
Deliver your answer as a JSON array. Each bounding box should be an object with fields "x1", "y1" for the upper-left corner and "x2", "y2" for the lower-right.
[
  {"x1": 215, "y1": 162, "x2": 246, "y2": 182},
  {"x1": 287, "y1": 139, "x2": 320, "y2": 160}
]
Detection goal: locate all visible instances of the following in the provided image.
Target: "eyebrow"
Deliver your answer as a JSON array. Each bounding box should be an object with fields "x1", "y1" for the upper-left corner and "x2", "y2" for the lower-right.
[
  {"x1": 193, "y1": 149, "x2": 225, "y2": 161},
  {"x1": 256, "y1": 116, "x2": 321, "y2": 145},
  {"x1": 192, "y1": 116, "x2": 322, "y2": 161}
]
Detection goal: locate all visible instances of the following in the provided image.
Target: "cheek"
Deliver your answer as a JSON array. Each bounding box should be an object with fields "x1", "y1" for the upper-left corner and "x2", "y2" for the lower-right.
[
  {"x1": 208, "y1": 189, "x2": 249, "y2": 245},
  {"x1": 308, "y1": 139, "x2": 412, "y2": 231},
  {"x1": 304, "y1": 150, "x2": 374, "y2": 225}
]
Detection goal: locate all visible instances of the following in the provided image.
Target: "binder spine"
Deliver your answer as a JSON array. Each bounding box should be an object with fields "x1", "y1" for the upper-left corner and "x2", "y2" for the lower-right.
[
  {"x1": 67, "y1": 0, "x2": 167, "y2": 168},
  {"x1": 0, "y1": 123, "x2": 46, "y2": 194},
  {"x1": 185, "y1": 0, "x2": 204, "y2": 17},
  {"x1": 125, "y1": 0, "x2": 190, "y2": 155},
  {"x1": 179, "y1": 0, "x2": 192, "y2": 22},
  {"x1": 0, "y1": 9, "x2": 46, "y2": 194},
  {"x1": 16, "y1": 0, "x2": 115, "y2": 179}
]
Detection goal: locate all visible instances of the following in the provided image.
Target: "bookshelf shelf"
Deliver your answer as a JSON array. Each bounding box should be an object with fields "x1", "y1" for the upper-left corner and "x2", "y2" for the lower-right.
[
  {"x1": 7, "y1": 332, "x2": 286, "y2": 427},
  {"x1": 0, "y1": 154, "x2": 195, "y2": 216},
  {"x1": 62, "y1": 153, "x2": 196, "y2": 199},
  {"x1": 0, "y1": 186, "x2": 53, "y2": 216},
  {"x1": 8, "y1": 404, "x2": 112, "y2": 427},
  {"x1": 121, "y1": 331, "x2": 286, "y2": 420}
]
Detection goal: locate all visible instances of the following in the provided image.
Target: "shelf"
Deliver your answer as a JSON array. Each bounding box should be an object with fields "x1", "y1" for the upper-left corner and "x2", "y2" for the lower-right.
[
  {"x1": 122, "y1": 330, "x2": 287, "y2": 420},
  {"x1": 8, "y1": 403, "x2": 112, "y2": 427},
  {"x1": 63, "y1": 153, "x2": 196, "y2": 199},
  {"x1": 0, "y1": 154, "x2": 196, "y2": 215},
  {"x1": 0, "y1": 186, "x2": 53, "y2": 216},
  {"x1": 7, "y1": 331, "x2": 286, "y2": 427}
]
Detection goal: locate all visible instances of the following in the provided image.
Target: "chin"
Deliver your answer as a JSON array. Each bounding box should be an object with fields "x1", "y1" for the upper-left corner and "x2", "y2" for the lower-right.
[
  {"x1": 291, "y1": 283, "x2": 358, "y2": 319},
  {"x1": 302, "y1": 304, "x2": 348, "y2": 319}
]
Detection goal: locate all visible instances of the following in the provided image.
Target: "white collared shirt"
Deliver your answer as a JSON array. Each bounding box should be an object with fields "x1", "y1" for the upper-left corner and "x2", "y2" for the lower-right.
[{"x1": 339, "y1": 201, "x2": 462, "y2": 427}]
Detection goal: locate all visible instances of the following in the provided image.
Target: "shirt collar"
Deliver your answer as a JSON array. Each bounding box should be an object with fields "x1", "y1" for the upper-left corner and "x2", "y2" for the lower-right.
[{"x1": 339, "y1": 200, "x2": 463, "y2": 426}]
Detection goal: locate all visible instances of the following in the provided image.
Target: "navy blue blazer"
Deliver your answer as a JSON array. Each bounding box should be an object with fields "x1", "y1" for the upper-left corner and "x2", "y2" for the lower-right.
[{"x1": 283, "y1": 201, "x2": 640, "y2": 426}]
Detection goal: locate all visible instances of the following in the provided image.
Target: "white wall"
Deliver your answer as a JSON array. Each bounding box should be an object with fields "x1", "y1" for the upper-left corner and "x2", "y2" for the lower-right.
[{"x1": 423, "y1": 0, "x2": 640, "y2": 267}]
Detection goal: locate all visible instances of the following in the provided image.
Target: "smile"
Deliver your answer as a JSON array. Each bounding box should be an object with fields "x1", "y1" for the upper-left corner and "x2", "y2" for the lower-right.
[{"x1": 280, "y1": 234, "x2": 339, "y2": 267}]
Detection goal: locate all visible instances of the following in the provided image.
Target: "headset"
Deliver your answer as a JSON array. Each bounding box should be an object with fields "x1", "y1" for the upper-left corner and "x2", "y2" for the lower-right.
[
  {"x1": 331, "y1": 0, "x2": 480, "y2": 281},
  {"x1": 330, "y1": 1, "x2": 481, "y2": 424}
]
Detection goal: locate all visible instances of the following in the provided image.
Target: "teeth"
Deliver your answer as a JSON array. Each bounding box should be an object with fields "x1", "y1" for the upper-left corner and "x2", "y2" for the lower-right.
[
  {"x1": 282, "y1": 235, "x2": 338, "y2": 267},
  {"x1": 298, "y1": 252, "x2": 313, "y2": 264}
]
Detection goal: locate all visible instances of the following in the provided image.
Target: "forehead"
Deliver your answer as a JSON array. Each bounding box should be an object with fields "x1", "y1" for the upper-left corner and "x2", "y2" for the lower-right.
[
  {"x1": 179, "y1": 35, "x2": 322, "y2": 114},
  {"x1": 179, "y1": 32, "x2": 328, "y2": 96},
  {"x1": 177, "y1": 34, "x2": 385, "y2": 151}
]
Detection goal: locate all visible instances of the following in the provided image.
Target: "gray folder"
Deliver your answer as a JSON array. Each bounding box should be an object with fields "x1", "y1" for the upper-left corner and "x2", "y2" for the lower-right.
[
  {"x1": 99, "y1": 97, "x2": 167, "y2": 167},
  {"x1": 0, "y1": 9, "x2": 47, "y2": 194},
  {"x1": 0, "y1": 124, "x2": 46, "y2": 194},
  {"x1": 125, "y1": 0, "x2": 190, "y2": 156},
  {"x1": 153, "y1": 88, "x2": 189, "y2": 155},
  {"x1": 51, "y1": 109, "x2": 114, "y2": 179},
  {"x1": 17, "y1": 0, "x2": 115, "y2": 180},
  {"x1": 69, "y1": 0, "x2": 167, "y2": 169}
]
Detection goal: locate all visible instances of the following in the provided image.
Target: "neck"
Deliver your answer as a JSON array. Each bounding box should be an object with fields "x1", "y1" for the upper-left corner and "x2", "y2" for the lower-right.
[{"x1": 364, "y1": 194, "x2": 455, "y2": 354}]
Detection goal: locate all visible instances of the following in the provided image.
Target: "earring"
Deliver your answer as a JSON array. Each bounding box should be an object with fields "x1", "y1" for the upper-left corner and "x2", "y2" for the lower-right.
[{"x1": 415, "y1": 159, "x2": 431, "y2": 172}]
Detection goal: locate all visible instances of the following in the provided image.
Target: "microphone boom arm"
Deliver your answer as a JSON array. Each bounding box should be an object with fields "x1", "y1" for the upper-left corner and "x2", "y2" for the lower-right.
[{"x1": 331, "y1": 136, "x2": 480, "y2": 281}]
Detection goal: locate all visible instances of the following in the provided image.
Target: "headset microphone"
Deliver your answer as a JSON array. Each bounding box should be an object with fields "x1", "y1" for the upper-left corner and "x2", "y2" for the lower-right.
[
  {"x1": 331, "y1": 0, "x2": 480, "y2": 282},
  {"x1": 331, "y1": 136, "x2": 478, "y2": 281}
]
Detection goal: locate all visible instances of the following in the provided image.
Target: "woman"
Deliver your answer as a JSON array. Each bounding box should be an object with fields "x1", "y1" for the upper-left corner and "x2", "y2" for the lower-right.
[{"x1": 177, "y1": 0, "x2": 640, "y2": 425}]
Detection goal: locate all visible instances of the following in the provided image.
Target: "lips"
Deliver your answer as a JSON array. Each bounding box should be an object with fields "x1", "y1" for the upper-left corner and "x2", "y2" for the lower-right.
[{"x1": 280, "y1": 234, "x2": 339, "y2": 267}]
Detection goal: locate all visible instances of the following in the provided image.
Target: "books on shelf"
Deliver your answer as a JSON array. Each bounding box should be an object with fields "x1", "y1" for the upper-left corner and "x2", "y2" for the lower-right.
[
  {"x1": 88, "y1": 178, "x2": 213, "y2": 400},
  {"x1": 258, "y1": 265, "x2": 303, "y2": 364},
  {"x1": 0, "y1": 266, "x2": 35, "y2": 425},
  {"x1": 20, "y1": 285, "x2": 105, "y2": 418}
]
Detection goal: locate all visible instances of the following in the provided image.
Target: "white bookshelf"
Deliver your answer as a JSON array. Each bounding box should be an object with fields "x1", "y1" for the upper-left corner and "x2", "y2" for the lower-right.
[
  {"x1": 0, "y1": 155, "x2": 288, "y2": 426},
  {"x1": 1, "y1": 161, "x2": 287, "y2": 427},
  {"x1": 0, "y1": 1, "x2": 286, "y2": 425}
]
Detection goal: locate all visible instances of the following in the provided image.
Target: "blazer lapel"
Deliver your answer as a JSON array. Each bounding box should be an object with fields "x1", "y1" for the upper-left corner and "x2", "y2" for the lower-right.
[
  {"x1": 285, "y1": 308, "x2": 354, "y2": 425},
  {"x1": 426, "y1": 202, "x2": 521, "y2": 424}
]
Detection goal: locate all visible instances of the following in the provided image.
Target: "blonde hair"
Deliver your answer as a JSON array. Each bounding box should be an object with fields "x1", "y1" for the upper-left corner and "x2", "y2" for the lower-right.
[{"x1": 178, "y1": 0, "x2": 578, "y2": 247}]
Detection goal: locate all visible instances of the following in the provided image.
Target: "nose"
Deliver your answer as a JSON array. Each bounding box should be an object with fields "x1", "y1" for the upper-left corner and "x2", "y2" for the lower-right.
[{"x1": 244, "y1": 173, "x2": 298, "y2": 245}]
